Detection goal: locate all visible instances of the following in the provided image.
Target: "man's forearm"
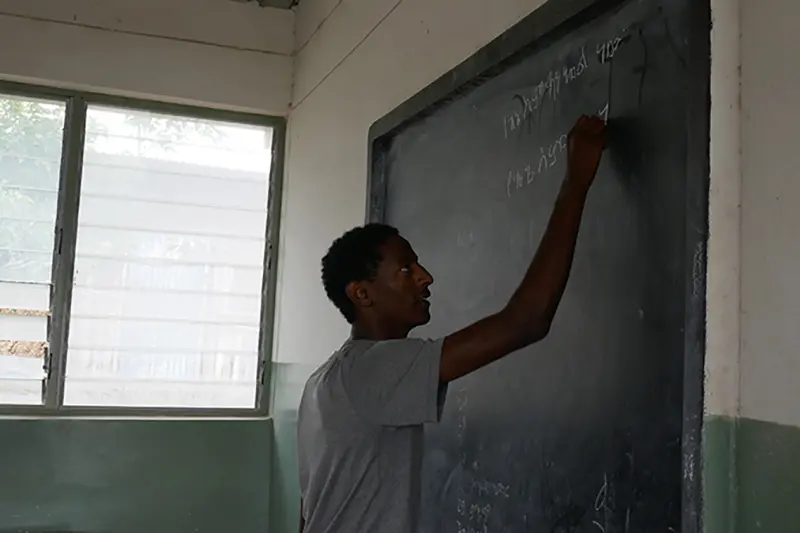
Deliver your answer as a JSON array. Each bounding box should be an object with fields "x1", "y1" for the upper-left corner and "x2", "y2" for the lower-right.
[{"x1": 503, "y1": 176, "x2": 589, "y2": 343}]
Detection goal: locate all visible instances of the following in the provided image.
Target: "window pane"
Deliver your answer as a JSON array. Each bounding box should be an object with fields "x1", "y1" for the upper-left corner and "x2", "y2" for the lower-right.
[
  {"x1": 0, "y1": 94, "x2": 65, "y2": 406},
  {"x1": 64, "y1": 106, "x2": 273, "y2": 409}
]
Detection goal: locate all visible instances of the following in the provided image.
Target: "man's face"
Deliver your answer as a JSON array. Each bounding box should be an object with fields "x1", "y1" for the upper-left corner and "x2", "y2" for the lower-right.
[{"x1": 365, "y1": 235, "x2": 434, "y2": 330}]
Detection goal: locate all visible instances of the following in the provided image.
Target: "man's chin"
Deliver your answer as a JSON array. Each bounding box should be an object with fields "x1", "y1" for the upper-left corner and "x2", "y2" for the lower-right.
[{"x1": 414, "y1": 312, "x2": 431, "y2": 327}]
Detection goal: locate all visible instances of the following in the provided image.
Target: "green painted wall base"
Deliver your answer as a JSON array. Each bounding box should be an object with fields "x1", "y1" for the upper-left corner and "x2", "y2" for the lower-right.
[
  {"x1": 703, "y1": 416, "x2": 738, "y2": 533},
  {"x1": 0, "y1": 419, "x2": 272, "y2": 533},
  {"x1": 704, "y1": 415, "x2": 800, "y2": 533},
  {"x1": 737, "y1": 417, "x2": 800, "y2": 532},
  {"x1": 270, "y1": 361, "x2": 317, "y2": 533}
]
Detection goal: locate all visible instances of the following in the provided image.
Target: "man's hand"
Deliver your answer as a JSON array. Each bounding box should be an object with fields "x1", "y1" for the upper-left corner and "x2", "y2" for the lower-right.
[{"x1": 566, "y1": 114, "x2": 607, "y2": 191}]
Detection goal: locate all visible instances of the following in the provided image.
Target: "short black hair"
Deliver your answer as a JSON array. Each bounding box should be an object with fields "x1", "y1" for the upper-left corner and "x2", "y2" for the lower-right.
[{"x1": 321, "y1": 223, "x2": 399, "y2": 323}]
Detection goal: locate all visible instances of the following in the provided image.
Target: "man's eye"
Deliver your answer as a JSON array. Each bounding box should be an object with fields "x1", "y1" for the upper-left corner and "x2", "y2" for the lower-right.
[{"x1": 400, "y1": 266, "x2": 411, "y2": 273}]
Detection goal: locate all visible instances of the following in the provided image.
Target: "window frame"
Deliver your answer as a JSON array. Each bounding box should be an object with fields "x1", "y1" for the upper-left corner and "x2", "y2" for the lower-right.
[{"x1": 0, "y1": 80, "x2": 285, "y2": 418}]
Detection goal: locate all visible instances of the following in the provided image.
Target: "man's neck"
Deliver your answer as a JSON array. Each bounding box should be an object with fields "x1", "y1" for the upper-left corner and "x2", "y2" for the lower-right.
[{"x1": 350, "y1": 321, "x2": 410, "y2": 341}]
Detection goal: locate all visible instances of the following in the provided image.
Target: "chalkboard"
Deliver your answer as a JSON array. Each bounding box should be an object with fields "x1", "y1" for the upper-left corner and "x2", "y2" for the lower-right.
[{"x1": 367, "y1": 0, "x2": 709, "y2": 532}]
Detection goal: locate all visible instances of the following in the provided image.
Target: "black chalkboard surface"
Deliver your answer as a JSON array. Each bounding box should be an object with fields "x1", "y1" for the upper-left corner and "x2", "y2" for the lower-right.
[{"x1": 367, "y1": 0, "x2": 709, "y2": 532}]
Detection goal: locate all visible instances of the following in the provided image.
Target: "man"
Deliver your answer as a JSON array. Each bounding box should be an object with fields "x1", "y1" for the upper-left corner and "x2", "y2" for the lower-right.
[{"x1": 297, "y1": 115, "x2": 607, "y2": 533}]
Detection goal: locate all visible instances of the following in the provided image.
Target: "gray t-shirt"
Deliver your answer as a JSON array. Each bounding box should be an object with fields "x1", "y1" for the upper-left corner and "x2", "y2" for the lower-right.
[{"x1": 297, "y1": 337, "x2": 447, "y2": 533}]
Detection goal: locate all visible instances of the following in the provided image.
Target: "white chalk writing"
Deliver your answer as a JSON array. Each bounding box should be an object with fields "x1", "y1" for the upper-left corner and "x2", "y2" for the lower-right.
[
  {"x1": 598, "y1": 102, "x2": 610, "y2": 123},
  {"x1": 469, "y1": 503, "x2": 492, "y2": 523},
  {"x1": 451, "y1": 388, "x2": 513, "y2": 533},
  {"x1": 502, "y1": 72, "x2": 560, "y2": 138},
  {"x1": 502, "y1": 47, "x2": 589, "y2": 138},
  {"x1": 597, "y1": 35, "x2": 626, "y2": 64},
  {"x1": 471, "y1": 478, "x2": 511, "y2": 499},
  {"x1": 506, "y1": 133, "x2": 568, "y2": 197},
  {"x1": 592, "y1": 473, "x2": 611, "y2": 533},
  {"x1": 456, "y1": 522, "x2": 488, "y2": 533},
  {"x1": 455, "y1": 391, "x2": 468, "y2": 454},
  {"x1": 505, "y1": 100, "x2": 609, "y2": 197},
  {"x1": 562, "y1": 46, "x2": 590, "y2": 84},
  {"x1": 594, "y1": 473, "x2": 608, "y2": 512}
]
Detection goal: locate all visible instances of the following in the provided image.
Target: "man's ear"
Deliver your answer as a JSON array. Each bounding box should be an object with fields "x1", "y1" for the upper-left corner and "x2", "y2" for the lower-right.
[{"x1": 345, "y1": 281, "x2": 373, "y2": 311}]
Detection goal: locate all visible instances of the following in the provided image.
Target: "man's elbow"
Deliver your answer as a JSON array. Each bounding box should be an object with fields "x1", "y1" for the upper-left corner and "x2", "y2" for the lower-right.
[
  {"x1": 501, "y1": 307, "x2": 553, "y2": 348},
  {"x1": 522, "y1": 317, "x2": 551, "y2": 345}
]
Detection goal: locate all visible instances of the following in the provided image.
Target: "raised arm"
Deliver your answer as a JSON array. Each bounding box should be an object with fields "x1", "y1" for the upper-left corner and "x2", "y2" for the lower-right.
[{"x1": 439, "y1": 115, "x2": 606, "y2": 383}]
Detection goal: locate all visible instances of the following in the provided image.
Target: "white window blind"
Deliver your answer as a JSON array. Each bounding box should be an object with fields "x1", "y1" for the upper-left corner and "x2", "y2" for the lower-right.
[
  {"x1": 0, "y1": 95, "x2": 66, "y2": 405},
  {"x1": 64, "y1": 106, "x2": 273, "y2": 409}
]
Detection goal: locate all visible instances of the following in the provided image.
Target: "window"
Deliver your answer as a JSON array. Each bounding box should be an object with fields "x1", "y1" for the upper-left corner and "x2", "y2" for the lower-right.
[
  {"x1": 0, "y1": 85, "x2": 283, "y2": 415},
  {"x1": 0, "y1": 95, "x2": 66, "y2": 406}
]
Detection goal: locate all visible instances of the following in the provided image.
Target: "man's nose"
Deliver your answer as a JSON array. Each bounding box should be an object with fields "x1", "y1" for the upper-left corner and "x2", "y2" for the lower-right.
[{"x1": 415, "y1": 264, "x2": 434, "y2": 286}]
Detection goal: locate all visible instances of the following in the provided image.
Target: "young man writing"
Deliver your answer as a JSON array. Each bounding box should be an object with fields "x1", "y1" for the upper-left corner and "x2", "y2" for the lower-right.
[{"x1": 297, "y1": 115, "x2": 607, "y2": 533}]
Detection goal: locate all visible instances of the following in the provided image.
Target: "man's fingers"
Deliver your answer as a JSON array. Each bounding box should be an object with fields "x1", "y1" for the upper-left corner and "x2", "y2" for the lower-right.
[
  {"x1": 568, "y1": 114, "x2": 607, "y2": 147},
  {"x1": 585, "y1": 115, "x2": 605, "y2": 133},
  {"x1": 572, "y1": 115, "x2": 605, "y2": 134}
]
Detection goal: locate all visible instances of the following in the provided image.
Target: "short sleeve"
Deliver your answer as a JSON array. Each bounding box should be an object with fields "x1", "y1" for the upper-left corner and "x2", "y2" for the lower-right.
[{"x1": 342, "y1": 338, "x2": 447, "y2": 427}]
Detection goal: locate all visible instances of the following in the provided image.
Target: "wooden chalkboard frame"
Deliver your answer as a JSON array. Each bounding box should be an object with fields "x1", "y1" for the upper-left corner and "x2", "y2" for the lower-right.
[{"x1": 366, "y1": 0, "x2": 710, "y2": 531}]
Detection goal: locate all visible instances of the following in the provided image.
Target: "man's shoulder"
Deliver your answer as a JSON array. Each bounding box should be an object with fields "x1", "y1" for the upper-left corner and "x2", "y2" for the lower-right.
[
  {"x1": 303, "y1": 336, "x2": 442, "y2": 391},
  {"x1": 302, "y1": 340, "x2": 368, "y2": 391},
  {"x1": 310, "y1": 339, "x2": 363, "y2": 372},
  {"x1": 345, "y1": 337, "x2": 441, "y2": 358},
  {"x1": 298, "y1": 341, "x2": 374, "y2": 426}
]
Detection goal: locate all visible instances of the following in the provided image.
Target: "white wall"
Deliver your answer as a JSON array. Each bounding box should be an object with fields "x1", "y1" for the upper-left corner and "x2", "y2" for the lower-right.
[
  {"x1": 0, "y1": 0, "x2": 294, "y2": 114},
  {"x1": 740, "y1": 0, "x2": 800, "y2": 428},
  {"x1": 702, "y1": 0, "x2": 800, "y2": 432},
  {"x1": 277, "y1": 0, "x2": 550, "y2": 366},
  {"x1": 706, "y1": 0, "x2": 741, "y2": 420}
]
